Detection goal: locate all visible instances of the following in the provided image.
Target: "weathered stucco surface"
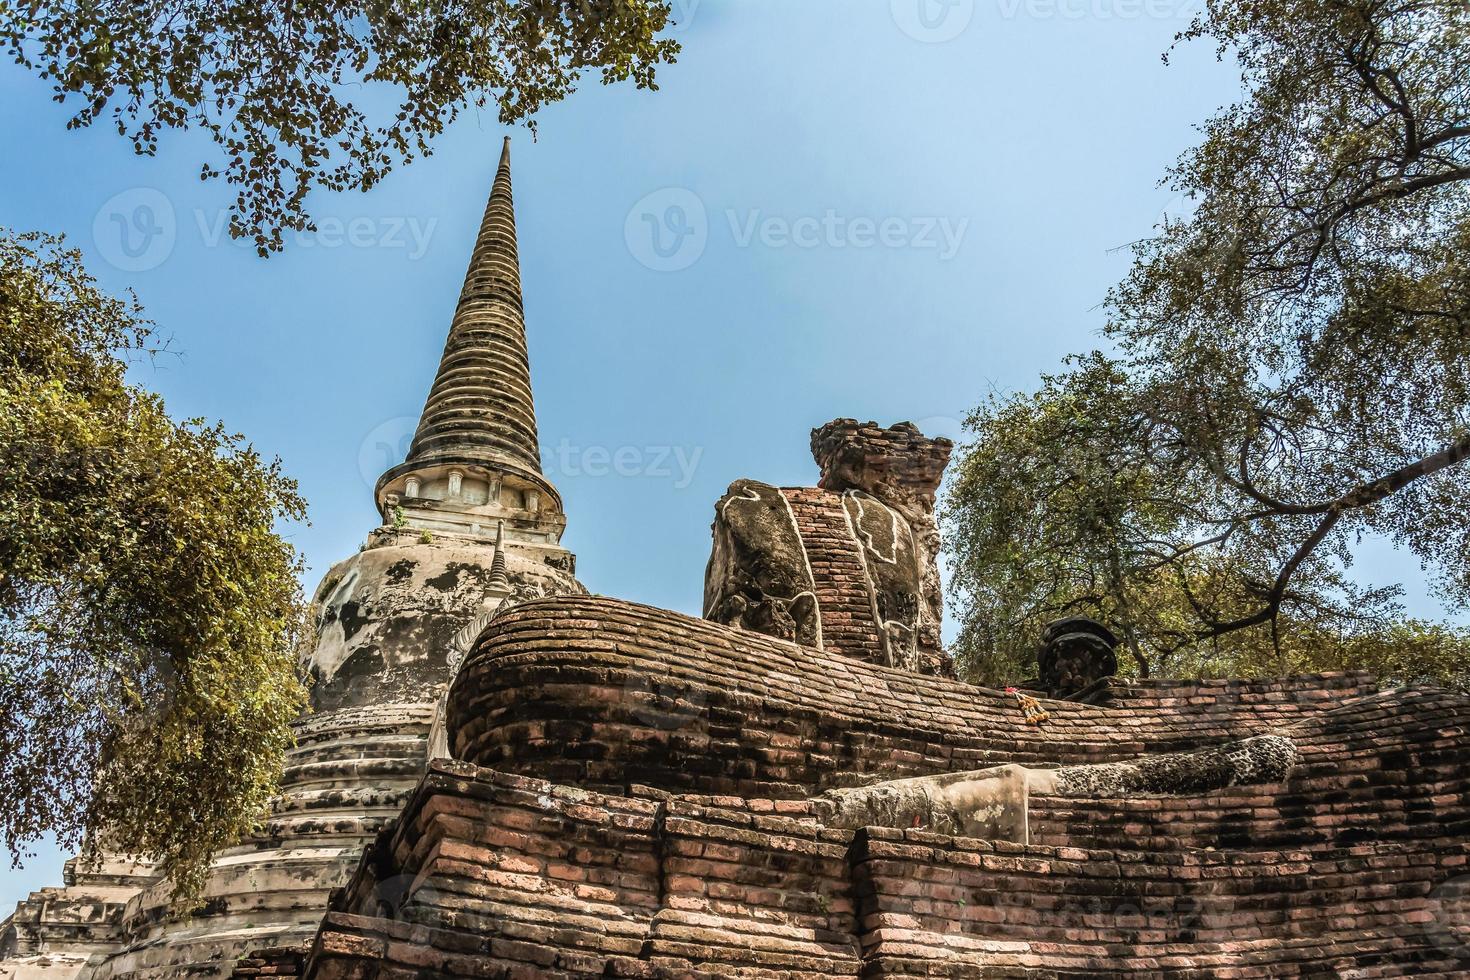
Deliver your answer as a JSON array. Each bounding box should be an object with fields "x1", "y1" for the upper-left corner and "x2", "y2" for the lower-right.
[
  {"x1": 704, "y1": 479, "x2": 820, "y2": 647},
  {"x1": 306, "y1": 529, "x2": 580, "y2": 712}
]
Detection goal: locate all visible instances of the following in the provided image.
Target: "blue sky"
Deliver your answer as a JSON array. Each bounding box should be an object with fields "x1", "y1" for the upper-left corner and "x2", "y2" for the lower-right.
[{"x1": 0, "y1": 0, "x2": 1447, "y2": 907}]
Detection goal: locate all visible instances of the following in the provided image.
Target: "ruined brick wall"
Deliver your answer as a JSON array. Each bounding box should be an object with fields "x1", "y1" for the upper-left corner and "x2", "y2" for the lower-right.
[
  {"x1": 297, "y1": 763, "x2": 861, "y2": 979},
  {"x1": 850, "y1": 826, "x2": 1470, "y2": 977},
  {"x1": 812, "y1": 419, "x2": 951, "y2": 670},
  {"x1": 1030, "y1": 685, "x2": 1470, "y2": 852},
  {"x1": 780, "y1": 487, "x2": 888, "y2": 666},
  {"x1": 704, "y1": 420, "x2": 954, "y2": 676},
  {"x1": 229, "y1": 946, "x2": 305, "y2": 978},
  {"x1": 289, "y1": 751, "x2": 1470, "y2": 978},
  {"x1": 448, "y1": 596, "x2": 1383, "y2": 799},
  {"x1": 239, "y1": 596, "x2": 1469, "y2": 978}
]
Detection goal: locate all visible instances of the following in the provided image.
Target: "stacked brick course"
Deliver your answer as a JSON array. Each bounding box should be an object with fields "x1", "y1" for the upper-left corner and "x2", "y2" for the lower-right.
[
  {"x1": 851, "y1": 827, "x2": 1470, "y2": 977},
  {"x1": 291, "y1": 763, "x2": 861, "y2": 979},
  {"x1": 267, "y1": 594, "x2": 1461, "y2": 977},
  {"x1": 283, "y1": 710, "x2": 1470, "y2": 978},
  {"x1": 1031, "y1": 686, "x2": 1470, "y2": 851},
  {"x1": 811, "y1": 419, "x2": 951, "y2": 669},
  {"x1": 781, "y1": 488, "x2": 886, "y2": 665},
  {"x1": 230, "y1": 946, "x2": 305, "y2": 977},
  {"x1": 705, "y1": 420, "x2": 953, "y2": 676},
  {"x1": 446, "y1": 596, "x2": 1388, "y2": 798}
]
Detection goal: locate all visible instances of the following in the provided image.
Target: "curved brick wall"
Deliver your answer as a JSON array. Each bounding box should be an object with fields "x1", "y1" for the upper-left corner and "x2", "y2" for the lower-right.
[
  {"x1": 1031, "y1": 685, "x2": 1470, "y2": 852},
  {"x1": 447, "y1": 595, "x2": 1379, "y2": 796}
]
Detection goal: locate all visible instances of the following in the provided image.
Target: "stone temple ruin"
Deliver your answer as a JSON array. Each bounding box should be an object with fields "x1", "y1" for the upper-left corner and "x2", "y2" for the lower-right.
[{"x1": 4, "y1": 139, "x2": 1470, "y2": 979}]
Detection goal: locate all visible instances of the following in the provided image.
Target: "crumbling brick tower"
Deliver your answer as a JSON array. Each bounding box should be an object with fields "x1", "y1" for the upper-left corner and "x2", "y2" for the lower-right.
[
  {"x1": 811, "y1": 418, "x2": 953, "y2": 671},
  {"x1": 704, "y1": 418, "x2": 953, "y2": 675}
]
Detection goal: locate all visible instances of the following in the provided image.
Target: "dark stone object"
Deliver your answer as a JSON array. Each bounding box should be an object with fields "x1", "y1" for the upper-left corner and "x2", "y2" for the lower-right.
[{"x1": 1038, "y1": 616, "x2": 1119, "y2": 697}]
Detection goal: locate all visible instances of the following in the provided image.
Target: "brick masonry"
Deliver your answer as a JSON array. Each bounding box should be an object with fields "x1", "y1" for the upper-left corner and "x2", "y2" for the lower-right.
[
  {"x1": 278, "y1": 736, "x2": 1470, "y2": 978},
  {"x1": 446, "y1": 595, "x2": 1387, "y2": 798},
  {"x1": 811, "y1": 419, "x2": 951, "y2": 670},
  {"x1": 781, "y1": 488, "x2": 886, "y2": 666},
  {"x1": 259, "y1": 593, "x2": 1469, "y2": 977},
  {"x1": 704, "y1": 421, "x2": 954, "y2": 676}
]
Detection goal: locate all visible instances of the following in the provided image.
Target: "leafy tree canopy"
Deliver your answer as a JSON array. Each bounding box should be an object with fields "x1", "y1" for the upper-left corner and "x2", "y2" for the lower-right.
[
  {"x1": 945, "y1": 0, "x2": 1470, "y2": 688},
  {"x1": 0, "y1": 230, "x2": 309, "y2": 902},
  {"x1": 0, "y1": 0, "x2": 681, "y2": 253}
]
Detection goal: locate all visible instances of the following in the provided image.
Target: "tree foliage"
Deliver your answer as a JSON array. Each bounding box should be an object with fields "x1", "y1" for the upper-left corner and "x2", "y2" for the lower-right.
[
  {"x1": 0, "y1": 230, "x2": 309, "y2": 902},
  {"x1": 945, "y1": 0, "x2": 1470, "y2": 688},
  {"x1": 946, "y1": 356, "x2": 1470, "y2": 687},
  {"x1": 0, "y1": 0, "x2": 681, "y2": 253}
]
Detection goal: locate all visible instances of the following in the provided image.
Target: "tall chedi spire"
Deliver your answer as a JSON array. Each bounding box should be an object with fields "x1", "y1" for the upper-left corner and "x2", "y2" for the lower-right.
[
  {"x1": 376, "y1": 137, "x2": 567, "y2": 549},
  {"x1": 24, "y1": 138, "x2": 582, "y2": 980}
]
